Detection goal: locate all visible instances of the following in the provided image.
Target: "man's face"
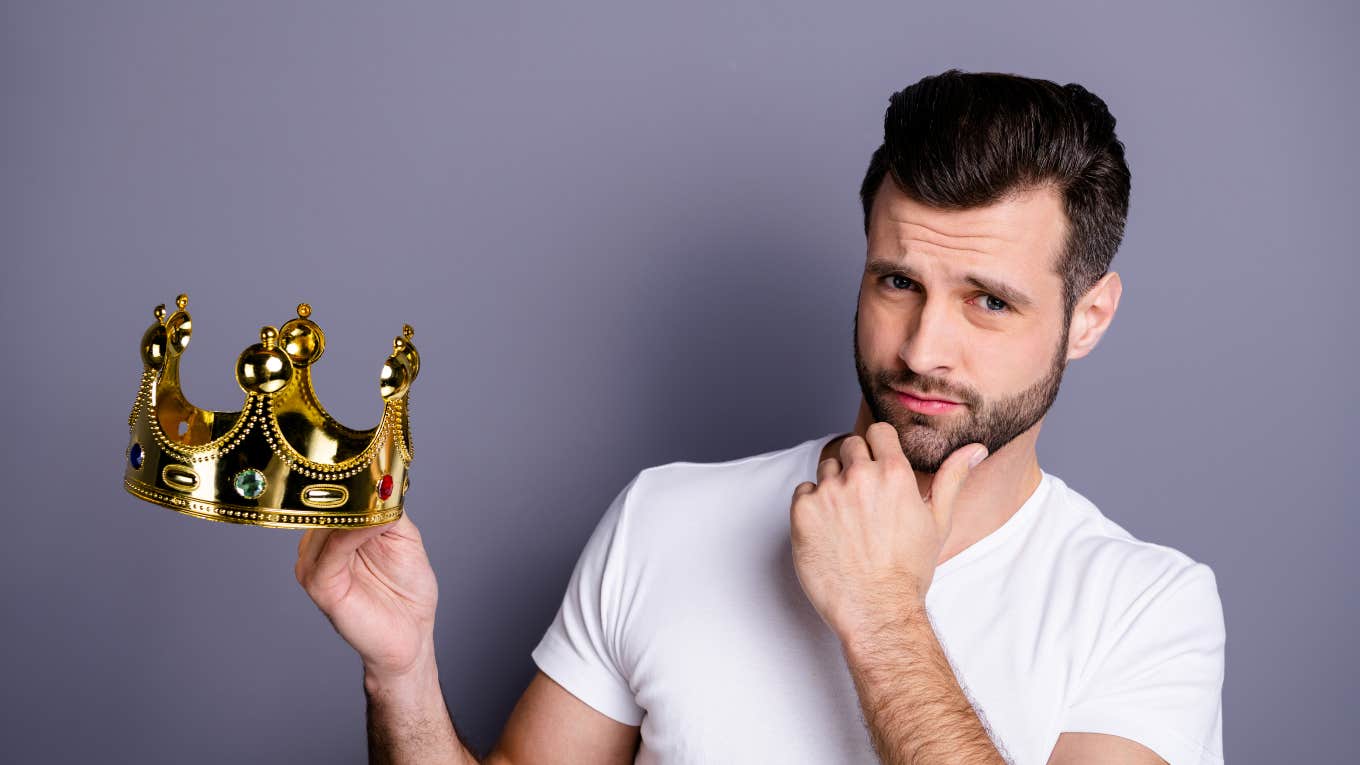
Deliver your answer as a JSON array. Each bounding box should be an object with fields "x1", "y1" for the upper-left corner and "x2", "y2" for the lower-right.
[{"x1": 853, "y1": 177, "x2": 1072, "y2": 473}]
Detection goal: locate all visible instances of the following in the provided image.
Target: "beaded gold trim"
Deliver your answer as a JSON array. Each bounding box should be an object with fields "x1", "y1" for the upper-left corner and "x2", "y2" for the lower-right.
[
  {"x1": 141, "y1": 371, "x2": 261, "y2": 464},
  {"x1": 296, "y1": 369, "x2": 373, "y2": 440},
  {"x1": 133, "y1": 365, "x2": 414, "y2": 474},
  {"x1": 397, "y1": 394, "x2": 414, "y2": 464},
  {"x1": 129, "y1": 370, "x2": 151, "y2": 429},
  {"x1": 260, "y1": 394, "x2": 394, "y2": 479},
  {"x1": 124, "y1": 478, "x2": 402, "y2": 528}
]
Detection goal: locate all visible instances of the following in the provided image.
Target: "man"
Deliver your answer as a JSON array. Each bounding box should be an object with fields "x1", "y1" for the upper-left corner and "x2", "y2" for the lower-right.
[{"x1": 295, "y1": 69, "x2": 1225, "y2": 764}]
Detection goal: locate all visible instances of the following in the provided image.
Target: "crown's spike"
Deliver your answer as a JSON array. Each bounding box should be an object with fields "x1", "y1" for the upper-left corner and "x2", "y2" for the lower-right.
[
  {"x1": 153, "y1": 304, "x2": 166, "y2": 322},
  {"x1": 141, "y1": 322, "x2": 168, "y2": 369},
  {"x1": 394, "y1": 326, "x2": 420, "y2": 380},
  {"x1": 297, "y1": 303, "x2": 312, "y2": 319},
  {"x1": 166, "y1": 299, "x2": 192, "y2": 354},
  {"x1": 380, "y1": 353, "x2": 412, "y2": 400},
  {"x1": 384, "y1": 325, "x2": 420, "y2": 397}
]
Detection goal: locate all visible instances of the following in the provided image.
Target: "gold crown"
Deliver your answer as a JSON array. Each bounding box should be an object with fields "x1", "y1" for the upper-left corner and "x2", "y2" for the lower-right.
[{"x1": 122, "y1": 294, "x2": 419, "y2": 529}]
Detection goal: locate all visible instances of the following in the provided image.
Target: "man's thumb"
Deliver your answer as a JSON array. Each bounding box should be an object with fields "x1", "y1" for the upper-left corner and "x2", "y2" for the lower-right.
[{"x1": 927, "y1": 444, "x2": 988, "y2": 526}]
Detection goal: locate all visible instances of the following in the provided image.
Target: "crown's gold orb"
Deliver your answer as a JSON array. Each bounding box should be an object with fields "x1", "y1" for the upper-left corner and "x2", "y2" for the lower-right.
[
  {"x1": 237, "y1": 328, "x2": 294, "y2": 394},
  {"x1": 141, "y1": 323, "x2": 168, "y2": 369},
  {"x1": 280, "y1": 317, "x2": 325, "y2": 367},
  {"x1": 166, "y1": 312, "x2": 192, "y2": 354},
  {"x1": 393, "y1": 333, "x2": 421, "y2": 380},
  {"x1": 237, "y1": 348, "x2": 293, "y2": 394},
  {"x1": 380, "y1": 354, "x2": 412, "y2": 400}
]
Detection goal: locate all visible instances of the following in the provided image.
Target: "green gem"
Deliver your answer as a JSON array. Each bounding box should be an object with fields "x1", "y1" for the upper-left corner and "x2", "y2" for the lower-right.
[{"x1": 234, "y1": 469, "x2": 267, "y2": 499}]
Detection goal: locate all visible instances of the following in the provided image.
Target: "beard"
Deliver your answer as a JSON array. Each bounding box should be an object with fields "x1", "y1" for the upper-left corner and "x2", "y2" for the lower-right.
[{"x1": 852, "y1": 307, "x2": 1069, "y2": 473}]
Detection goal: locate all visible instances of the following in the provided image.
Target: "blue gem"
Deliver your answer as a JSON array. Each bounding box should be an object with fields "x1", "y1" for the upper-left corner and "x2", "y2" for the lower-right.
[{"x1": 129, "y1": 442, "x2": 144, "y2": 470}]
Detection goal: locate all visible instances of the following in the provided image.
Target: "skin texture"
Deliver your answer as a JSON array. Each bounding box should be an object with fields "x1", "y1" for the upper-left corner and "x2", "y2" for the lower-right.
[{"x1": 294, "y1": 175, "x2": 1164, "y2": 763}]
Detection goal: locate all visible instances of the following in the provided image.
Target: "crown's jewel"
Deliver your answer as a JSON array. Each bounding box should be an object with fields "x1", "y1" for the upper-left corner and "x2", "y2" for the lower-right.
[{"x1": 123, "y1": 295, "x2": 420, "y2": 529}]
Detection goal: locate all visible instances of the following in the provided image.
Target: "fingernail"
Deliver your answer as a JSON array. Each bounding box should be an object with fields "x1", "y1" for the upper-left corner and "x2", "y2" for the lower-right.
[{"x1": 968, "y1": 447, "x2": 988, "y2": 468}]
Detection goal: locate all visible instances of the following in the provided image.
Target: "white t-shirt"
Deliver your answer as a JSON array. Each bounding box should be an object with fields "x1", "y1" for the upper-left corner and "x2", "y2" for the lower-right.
[{"x1": 531, "y1": 432, "x2": 1226, "y2": 764}]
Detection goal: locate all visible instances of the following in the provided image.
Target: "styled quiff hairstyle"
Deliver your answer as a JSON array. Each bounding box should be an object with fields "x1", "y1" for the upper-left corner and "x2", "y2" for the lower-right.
[{"x1": 860, "y1": 69, "x2": 1131, "y2": 322}]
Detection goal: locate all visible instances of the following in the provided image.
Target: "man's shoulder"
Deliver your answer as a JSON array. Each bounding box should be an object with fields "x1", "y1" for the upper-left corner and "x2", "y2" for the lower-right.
[
  {"x1": 625, "y1": 432, "x2": 829, "y2": 506},
  {"x1": 600, "y1": 433, "x2": 831, "y2": 552},
  {"x1": 1038, "y1": 477, "x2": 1226, "y2": 765},
  {"x1": 1039, "y1": 473, "x2": 1222, "y2": 621}
]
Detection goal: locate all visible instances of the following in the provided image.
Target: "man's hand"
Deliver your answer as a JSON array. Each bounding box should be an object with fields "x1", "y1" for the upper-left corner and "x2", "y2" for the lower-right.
[
  {"x1": 789, "y1": 421, "x2": 987, "y2": 641},
  {"x1": 295, "y1": 510, "x2": 441, "y2": 683}
]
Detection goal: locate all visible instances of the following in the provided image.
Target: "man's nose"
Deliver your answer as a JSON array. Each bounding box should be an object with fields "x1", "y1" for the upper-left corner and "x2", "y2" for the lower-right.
[{"x1": 898, "y1": 294, "x2": 962, "y2": 375}]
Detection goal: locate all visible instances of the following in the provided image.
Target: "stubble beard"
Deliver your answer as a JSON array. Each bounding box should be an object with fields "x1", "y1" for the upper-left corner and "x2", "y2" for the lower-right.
[{"x1": 852, "y1": 308, "x2": 1069, "y2": 473}]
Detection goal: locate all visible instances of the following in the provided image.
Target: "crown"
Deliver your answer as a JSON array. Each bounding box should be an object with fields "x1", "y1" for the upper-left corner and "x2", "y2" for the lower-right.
[{"x1": 122, "y1": 294, "x2": 419, "y2": 529}]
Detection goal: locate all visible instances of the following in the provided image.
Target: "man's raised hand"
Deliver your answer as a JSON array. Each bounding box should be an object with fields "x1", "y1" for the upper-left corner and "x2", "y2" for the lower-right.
[{"x1": 788, "y1": 421, "x2": 987, "y2": 640}]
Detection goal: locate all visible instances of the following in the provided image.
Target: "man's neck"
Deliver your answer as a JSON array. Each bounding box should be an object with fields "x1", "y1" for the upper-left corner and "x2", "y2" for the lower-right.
[{"x1": 819, "y1": 399, "x2": 1044, "y2": 566}]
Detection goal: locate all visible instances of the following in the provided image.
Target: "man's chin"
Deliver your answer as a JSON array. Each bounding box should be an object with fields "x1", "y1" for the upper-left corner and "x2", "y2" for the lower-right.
[{"x1": 887, "y1": 410, "x2": 966, "y2": 436}]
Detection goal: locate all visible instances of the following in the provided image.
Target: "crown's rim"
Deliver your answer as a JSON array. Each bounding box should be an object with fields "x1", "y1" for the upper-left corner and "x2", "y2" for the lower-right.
[{"x1": 124, "y1": 477, "x2": 402, "y2": 529}]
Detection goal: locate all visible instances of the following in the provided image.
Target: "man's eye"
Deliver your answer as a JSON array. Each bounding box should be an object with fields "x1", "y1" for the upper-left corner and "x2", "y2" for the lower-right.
[
  {"x1": 977, "y1": 294, "x2": 1010, "y2": 313},
  {"x1": 880, "y1": 275, "x2": 1009, "y2": 314},
  {"x1": 884, "y1": 274, "x2": 918, "y2": 291}
]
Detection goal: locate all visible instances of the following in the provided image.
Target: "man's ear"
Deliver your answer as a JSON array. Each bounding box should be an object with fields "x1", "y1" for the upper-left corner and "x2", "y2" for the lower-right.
[{"x1": 1065, "y1": 271, "x2": 1122, "y2": 362}]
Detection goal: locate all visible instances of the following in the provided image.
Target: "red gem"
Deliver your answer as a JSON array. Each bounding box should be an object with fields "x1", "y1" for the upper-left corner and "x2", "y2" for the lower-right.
[{"x1": 377, "y1": 474, "x2": 394, "y2": 500}]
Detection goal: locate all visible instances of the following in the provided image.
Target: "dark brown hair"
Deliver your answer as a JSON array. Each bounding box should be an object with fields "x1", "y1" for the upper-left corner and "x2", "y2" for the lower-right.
[{"x1": 860, "y1": 69, "x2": 1131, "y2": 321}]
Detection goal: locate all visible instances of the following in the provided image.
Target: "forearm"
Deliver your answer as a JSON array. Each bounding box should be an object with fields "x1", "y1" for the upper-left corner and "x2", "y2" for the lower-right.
[
  {"x1": 363, "y1": 641, "x2": 479, "y2": 765},
  {"x1": 841, "y1": 603, "x2": 1008, "y2": 765}
]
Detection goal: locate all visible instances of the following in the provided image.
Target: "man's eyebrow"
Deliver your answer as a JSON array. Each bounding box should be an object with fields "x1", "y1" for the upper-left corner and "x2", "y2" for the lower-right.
[
  {"x1": 864, "y1": 258, "x2": 1036, "y2": 311},
  {"x1": 964, "y1": 274, "x2": 1035, "y2": 311}
]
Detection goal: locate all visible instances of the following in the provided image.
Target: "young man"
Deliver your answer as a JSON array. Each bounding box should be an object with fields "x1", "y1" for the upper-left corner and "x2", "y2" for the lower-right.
[{"x1": 296, "y1": 69, "x2": 1225, "y2": 764}]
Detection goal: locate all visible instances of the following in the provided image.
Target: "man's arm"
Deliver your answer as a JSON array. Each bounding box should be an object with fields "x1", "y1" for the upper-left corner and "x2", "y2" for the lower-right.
[
  {"x1": 840, "y1": 602, "x2": 1169, "y2": 765},
  {"x1": 363, "y1": 643, "x2": 473, "y2": 765},
  {"x1": 839, "y1": 601, "x2": 1006, "y2": 764},
  {"x1": 488, "y1": 671, "x2": 641, "y2": 764},
  {"x1": 1047, "y1": 732, "x2": 1167, "y2": 764},
  {"x1": 295, "y1": 513, "x2": 639, "y2": 765},
  {"x1": 363, "y1": 654, "x2": 639, "y2": 765}
]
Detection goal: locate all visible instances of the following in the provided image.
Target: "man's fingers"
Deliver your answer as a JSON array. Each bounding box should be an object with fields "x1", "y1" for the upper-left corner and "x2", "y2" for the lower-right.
[
  {"x1": 296, "y1": 510, "x2": 422, "y2": 588},
  {"x1": 384, "y1": 507, "x2": 423, "y2": 543},
  {"x1": 864, "y1": 421, "x2": 908, "y2": 464},
  {"x1": 817, "y1": 457, "x2": 841, "y2": 482},
  {"x1": 838, "y1": 435, "x2": 871, "y2": 467},
  {"x1": 308, "y1": 523, "x2": 392, "y2": 587},
  {"x1": 927, "y1": 443, "x2": 988, "y2": 528},
  {"x1": 298, "y1": 529, "x2": 334, "y2": 574}
]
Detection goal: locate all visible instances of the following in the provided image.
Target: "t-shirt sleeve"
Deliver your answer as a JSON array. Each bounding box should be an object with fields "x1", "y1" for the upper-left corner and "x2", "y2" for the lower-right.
[
  {"x1": 1059, "y1": 560, "x2": 1226, "y2": 764},
  {"x1": 530, "y1": 473, "x2": 645, "y2": 726}
]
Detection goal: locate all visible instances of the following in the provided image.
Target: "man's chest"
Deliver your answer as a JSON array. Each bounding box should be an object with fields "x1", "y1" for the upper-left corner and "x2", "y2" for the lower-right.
[{"x1": 620, "y1": 554, "x2": 1076, "y2": 764}]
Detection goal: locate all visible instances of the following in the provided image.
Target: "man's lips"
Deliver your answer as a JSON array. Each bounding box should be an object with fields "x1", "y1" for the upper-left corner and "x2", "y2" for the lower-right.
[
  {"x1": 892, "y1": 388, "x2": 964, "y2": 415},
  {"x1": 890, "y1": 387, "x2": 961, "y2": 404}
]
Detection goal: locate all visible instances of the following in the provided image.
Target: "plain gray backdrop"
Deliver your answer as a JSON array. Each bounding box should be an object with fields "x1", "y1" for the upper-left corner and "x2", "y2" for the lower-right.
[{"x1": 3, "y1": 1, "x2": 1355, "y2": 762}]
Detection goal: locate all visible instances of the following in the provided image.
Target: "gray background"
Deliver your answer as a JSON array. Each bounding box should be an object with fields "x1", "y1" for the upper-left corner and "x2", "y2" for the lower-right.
[{"x1": 2, "y1": 1, "x2": 1354, "y2": 762}]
